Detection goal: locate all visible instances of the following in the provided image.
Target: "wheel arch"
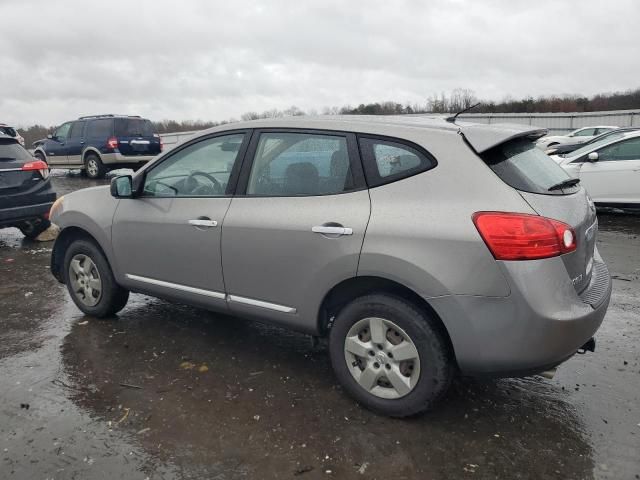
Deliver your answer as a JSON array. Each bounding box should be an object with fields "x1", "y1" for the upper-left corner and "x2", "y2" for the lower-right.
[
  {"x1": 82, "y1": 147, "x2": 102, "y2": 162},
  {"x1": 318, "y1": 276, "x2": 456, "y2": 365},
  {"x1": 51, "y1": 226, "x2": 111, "y2": 283},
  {"x1": 33, "y1": 147, "x2": 47, "y2": 163}
]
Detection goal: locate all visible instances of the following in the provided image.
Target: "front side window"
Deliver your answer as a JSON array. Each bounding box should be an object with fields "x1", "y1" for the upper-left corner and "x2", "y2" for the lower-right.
[
  {"x1": 86, "y1": 119, "x2": 113, "y2": 138},
  {"x1": 143, "y1": 133, "x2": 245, "y2": 197},
  {"x1": 55, "y1": 122, "x2": 72, "y2": 140},
  {"x1": 597, "y1": 137, "x2": 640, "y2": 162},
  {"x1": 246, "y1": 132, "x2": 352, "y2": 196},
  {"x1": 358, "y1": 137, "x2": 435, "y2": 187}
]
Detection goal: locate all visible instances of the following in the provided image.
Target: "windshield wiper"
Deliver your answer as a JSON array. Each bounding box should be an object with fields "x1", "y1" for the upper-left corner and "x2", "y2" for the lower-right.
[{"x1": 548, "y1": 178, "x2": 580, "y2": 191}]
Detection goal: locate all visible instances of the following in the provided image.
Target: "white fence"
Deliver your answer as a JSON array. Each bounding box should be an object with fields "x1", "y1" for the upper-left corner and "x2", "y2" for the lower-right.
[
  {"x1": 456, "y1": 109, "x2": 640, "y2": 133},
  {"x1": 157, "y1": 109, "x2": 640, "y2": 142}
]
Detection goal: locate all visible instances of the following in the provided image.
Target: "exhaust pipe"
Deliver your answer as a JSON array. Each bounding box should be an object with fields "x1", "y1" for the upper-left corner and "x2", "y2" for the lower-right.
[{"x1": 539, "y1": 367, "x2": 557, "y2": 380}]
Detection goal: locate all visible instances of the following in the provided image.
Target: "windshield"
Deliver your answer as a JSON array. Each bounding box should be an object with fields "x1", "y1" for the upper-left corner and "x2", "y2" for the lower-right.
[
  {"x1": 568, "y1": 132, "x2": 626, "y2": 159},
  {"x1": 481, "y1": 138, "x2": 576, "y2": 195}
]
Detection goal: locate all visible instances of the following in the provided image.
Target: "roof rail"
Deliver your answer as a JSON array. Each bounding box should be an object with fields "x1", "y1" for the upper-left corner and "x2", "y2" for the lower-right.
[{"x1": 78, "y1": 114, "x2": 142, "y2": 120}]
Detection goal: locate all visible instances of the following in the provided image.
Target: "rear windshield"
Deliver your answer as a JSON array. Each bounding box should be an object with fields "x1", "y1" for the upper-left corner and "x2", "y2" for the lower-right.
[
  {"x1": 0, "y1": 140, "x2": 31, "y2": 162},
  {"x1": 115, "y1": 118, "x2": 155, "y2": 137},
  {"x1": 0, "y1": 126, "x2": 17, "y2": 137},
  {"x1": 481, "y1": 138, "x2": 577, "y2": 195}
]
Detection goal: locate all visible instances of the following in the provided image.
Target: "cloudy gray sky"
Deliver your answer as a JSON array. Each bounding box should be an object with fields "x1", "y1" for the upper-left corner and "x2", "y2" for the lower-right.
[{"x1": 1, "y1": 0, "x2": 639, "y2": 126}]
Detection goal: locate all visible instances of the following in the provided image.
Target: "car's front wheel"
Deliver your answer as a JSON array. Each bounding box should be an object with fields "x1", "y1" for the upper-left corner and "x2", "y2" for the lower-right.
[
  {"x1": 63, "y1": 239, "x2": 129, "y2": 317},
  {"x1": 329, "y1": 293, "x2": 453, "y2": 417}
]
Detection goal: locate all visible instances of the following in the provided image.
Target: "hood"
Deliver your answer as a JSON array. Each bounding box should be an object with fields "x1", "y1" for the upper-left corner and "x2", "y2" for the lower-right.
[{"x1": 457, "y1": 122, "x2": 548, "y2": 153}]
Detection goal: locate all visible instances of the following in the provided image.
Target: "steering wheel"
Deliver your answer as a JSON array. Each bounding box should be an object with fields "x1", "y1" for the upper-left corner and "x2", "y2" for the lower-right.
[{"x1": 184, "y1": 171, "x2": 223, "y2": 195}]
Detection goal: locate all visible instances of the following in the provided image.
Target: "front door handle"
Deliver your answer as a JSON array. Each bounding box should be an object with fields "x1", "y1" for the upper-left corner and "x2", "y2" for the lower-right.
[
  {"x1": 189, "y1": 219, "x2": 218, "y2": 228},
  {"x1": 312, "y1": 225, "x2": 353, "y2": 236}
]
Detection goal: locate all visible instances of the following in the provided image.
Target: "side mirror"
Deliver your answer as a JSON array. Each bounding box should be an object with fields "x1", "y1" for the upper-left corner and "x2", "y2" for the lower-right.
[
  {"x1": 47, "y1": 134, "x2": 53, "y2": 139},
  {"x1": 110, "y1": 175, "x2": 133, "y2": 198},
  {"x1": 587, "y1": 152, "x2": 599, "y2": 162}
]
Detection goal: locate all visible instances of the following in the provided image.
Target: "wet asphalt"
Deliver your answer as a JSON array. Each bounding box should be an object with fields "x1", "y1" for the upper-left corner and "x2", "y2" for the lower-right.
[{"x1": 0, "y1": 171, "x2": 638, "y2": 480}]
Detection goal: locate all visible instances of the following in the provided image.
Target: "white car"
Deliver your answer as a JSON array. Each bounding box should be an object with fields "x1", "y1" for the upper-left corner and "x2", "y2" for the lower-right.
[
  {"x1": 0, "y1": 123, "x2": 25, "y2": 146},
  {"x1": 550, "y1": 130, "x2": 640, "y2": 206},
  {"x1": 536, "y1": 126, "x2": 619, "y2": 150}
]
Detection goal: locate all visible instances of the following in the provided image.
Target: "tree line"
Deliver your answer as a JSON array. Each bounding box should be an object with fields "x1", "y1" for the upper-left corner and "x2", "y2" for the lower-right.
[{"x1": 16, "y1": 87, "x2": 640, "y2": 147}]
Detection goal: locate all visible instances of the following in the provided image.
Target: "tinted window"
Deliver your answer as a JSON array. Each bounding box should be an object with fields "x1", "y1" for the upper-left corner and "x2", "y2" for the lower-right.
[
  {"x1": 481, "y1": 138, "x2": 576, "y2": 195},
  {"x1": 0, "y1": 140, "x2": 31, "y2": 162},
  {"x1": 358, "y1": 137, "x2": 435, "y2": 187},
  {"x1": 0, "y1": 126, "x2": 17, "y2": 137},
  {"x1": 55, "y1": 122, "x2": 72, "y2": 140},
  {"x1": 68, "y1": 121, "x2": 85, "y2": 139},
  {"x1": 573, "y1": 128, "x2": 596, "y2": 137},
  {"x1": 597, "y1": 137, "x2": 640, "y2": 161},
  {"x1": 143, "y1": 134, "x2": 245, "y2": 197},
  {"x1": 246, "y1": 132, "x2": 352, "y2": 196},
  {"x1": 86, "y1": 119, "x2": 113, "y2": 138},
  {"x1": 115, "y1": 118, "x2": 154, "y2": 137}
]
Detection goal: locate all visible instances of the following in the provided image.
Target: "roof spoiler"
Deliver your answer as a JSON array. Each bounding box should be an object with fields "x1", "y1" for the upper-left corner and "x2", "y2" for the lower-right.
[{"x1": 458, "y1": 123, "x2": 548, "y2": 154}]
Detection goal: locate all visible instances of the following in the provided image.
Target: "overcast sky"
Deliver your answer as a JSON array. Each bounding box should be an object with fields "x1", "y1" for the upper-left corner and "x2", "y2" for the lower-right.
[{"x1": 1, "y1": 0, "x2": 639, "y2": 126}]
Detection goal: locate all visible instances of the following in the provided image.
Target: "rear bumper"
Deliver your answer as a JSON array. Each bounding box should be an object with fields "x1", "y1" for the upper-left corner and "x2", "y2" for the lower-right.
[
  {"x1": 101, "y1": 152, "x2": 157, "y2": 165},
  {"x1": 0, "y1": 201, "x2": 53, "y2": 227},
  {"x1": 429, "y1": 248, "x2": 612, "y2": 376}
]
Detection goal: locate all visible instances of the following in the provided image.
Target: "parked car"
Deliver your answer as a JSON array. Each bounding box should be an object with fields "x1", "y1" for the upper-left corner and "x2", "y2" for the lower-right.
[
  {"x1": 536, "y1": 126, "x2": 618, "y2": 150},
  {"x1": 550, "y1": 130, "x2": 640, "y2": 207},
  {"x1": 33, "y1": 114, "x2": 162, "y2": 179},
  {"x1": 545, "y1": 127, "x2": 640, "y2": 155},
  {"x1": 0, "y1": 123, "x2": 25, "y2": 146},
  {"x1": 49, "y1": 116, "x2": 611, "y2": 417},
  {"x1": 0, "y1": 132, "x2": 56, "y2": 239}
]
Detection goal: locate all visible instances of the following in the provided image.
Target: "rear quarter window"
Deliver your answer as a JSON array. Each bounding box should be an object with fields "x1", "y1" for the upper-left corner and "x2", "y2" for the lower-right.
[
  {"x1": 115, "y1": 118, "x2": 155, "y2": 137},
  {"x1": 358, "y1": 136, "x2": 436, "y2": 187},
  {"x1": 86, "y1": 119, "x2": 113, "y2": 138},
  {"x1": 480, "y1": 138, "x2": 576, "y2": 195}
]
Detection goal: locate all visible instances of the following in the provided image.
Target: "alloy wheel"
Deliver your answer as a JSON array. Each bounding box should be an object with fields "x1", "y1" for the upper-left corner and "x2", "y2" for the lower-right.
[{"x1": 68, "y1": 254, "x2": 102, "y2": 307}]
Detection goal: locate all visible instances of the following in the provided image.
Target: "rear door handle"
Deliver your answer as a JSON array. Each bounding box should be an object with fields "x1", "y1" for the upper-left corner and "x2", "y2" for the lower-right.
[
  {"x1": 312, "y1": 225, "x2": 353, "y2": 236},
  {"x1": 189, "y1": 219, "x2": 218, "y2": 228}
]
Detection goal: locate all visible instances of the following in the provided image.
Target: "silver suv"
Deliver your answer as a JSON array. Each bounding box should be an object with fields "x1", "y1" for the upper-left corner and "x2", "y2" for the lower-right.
[{"x1": 49, "y1": 116, "x2": 611, "y2": 416}]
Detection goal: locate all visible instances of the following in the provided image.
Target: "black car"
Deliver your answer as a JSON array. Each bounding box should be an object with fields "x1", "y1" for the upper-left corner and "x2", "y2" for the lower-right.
[
  {"x1": 545, "y1": 127, "x2": 640, "y2": 155},
  {"x1": 33, "y1": 114, "x2": 162, "y2": 179},
  {"x1": 0, "y1": 133, "x2": 56, "y2": 239}
]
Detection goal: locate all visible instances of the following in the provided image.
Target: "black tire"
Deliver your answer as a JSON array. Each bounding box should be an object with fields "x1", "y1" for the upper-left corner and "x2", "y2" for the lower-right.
[
  {"x1": 329, "y1": 293, "x2": 453, "y2": 417},
  {"x1": 34, "y1": 151, "x2": 47, "y2": 164},
  {"x1": 18, "y1": 217, "x2": 51, "y2": 240},
  {"x1": 63, "y1": 239, "x2": 129, "y2": 317},
  {"x1": 84, "y1": 153, "x2": 107, "y2": 179}
]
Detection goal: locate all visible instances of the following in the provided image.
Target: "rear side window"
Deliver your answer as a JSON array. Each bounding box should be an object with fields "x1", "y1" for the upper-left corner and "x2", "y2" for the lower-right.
[
  {"x1": 0, "y1": 140, "x2": 31, "y2": 162},
  {"x1": 481, "y1": 138, "x2": 575, "y2": 195},
  {"x1": 246, "y1": 132, "x2": 353, "y2": 196},
  {"x1": 358, "y1": 137, "x2": 436, "y2": 187},
  {"x1": 115, "y1": 118, "x2": 154, "y2": 137},
  {"x1": 86, "y1": 119, "x2": 113, "y2": 138},
  {"x1": 69, "y1": 121, "x2": 85, "y2": 139}
]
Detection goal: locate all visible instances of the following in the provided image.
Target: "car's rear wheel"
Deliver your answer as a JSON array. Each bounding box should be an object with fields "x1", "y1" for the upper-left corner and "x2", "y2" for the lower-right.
[
  {"x1": 63, "y1": 239, "x2": 129, "y2": 317},
  {"x1": 84, "y1": 153, "x2": 107, "y2": 179},
  {"x1": 18, "y1": 217, "x2": 51, "y2": 240},
  {"x1": 329, "y1": 293, "x2": 453, "y2": 417},
  {"x1": 34, "y1": 151, "x2": 47, "y2": 164}
]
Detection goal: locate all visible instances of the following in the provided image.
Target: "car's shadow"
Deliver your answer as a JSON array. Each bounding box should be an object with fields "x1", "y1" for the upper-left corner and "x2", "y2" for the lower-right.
[{"x1": 61, "y1": 295, "x2": 595, "y2": 479}]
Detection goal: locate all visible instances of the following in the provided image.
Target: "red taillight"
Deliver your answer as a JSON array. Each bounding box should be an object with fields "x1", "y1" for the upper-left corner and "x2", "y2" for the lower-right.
[
  {"x1": 22, "y1": 159, "x2": 50, "y2": 179},
  {"x1": 159, "y1": 137, "x2": 163, "y2": 152},
  {"x1": 472, "y1": 212, "x2": 577, "y2": 261},
  {"x1": 107, "y1": 136, "x2": 118, "y2": 149}
]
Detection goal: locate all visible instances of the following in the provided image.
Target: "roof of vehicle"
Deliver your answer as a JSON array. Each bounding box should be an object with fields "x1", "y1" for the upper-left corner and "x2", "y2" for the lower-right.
[
  {"x1": 77, "y1": 114, "x2": 143, "y2": 120},
  {"x1": 564, "y1": 129, "x2": 640, "y2": 158},
  {"x1": 575, "y1": 125, "x2": 619, "y2": 130},
  {"x1": 197, "y1": 115, "x2": 547, "y2": 153}
]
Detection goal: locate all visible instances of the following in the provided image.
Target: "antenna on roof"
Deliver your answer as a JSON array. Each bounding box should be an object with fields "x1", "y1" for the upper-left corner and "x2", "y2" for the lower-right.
[{"x1": 446, "y1": 102, "x2": 481, "y2": 123}]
